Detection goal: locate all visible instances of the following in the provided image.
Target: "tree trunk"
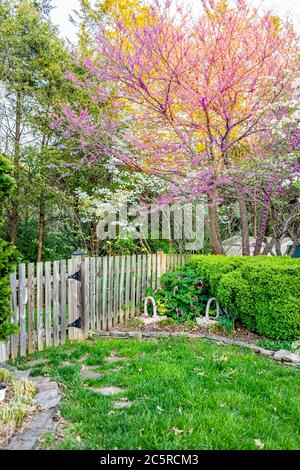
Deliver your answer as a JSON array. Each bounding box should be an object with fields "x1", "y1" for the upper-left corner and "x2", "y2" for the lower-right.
[
  {"x1": 254, "y1": 206, "x2": 270, "y2": 256},
  {"x1": 207, "y1": 195, "x2": 225, "y2": 255},
  {"x1": 237, "y1": 191, "x2": 250, "y2": 256},
  {"x1": 10, "y1": 92, "x2": 21, "y2": 245},
  {"x1": 37, "y1": 202, "x2": 45, "y2": 262}
]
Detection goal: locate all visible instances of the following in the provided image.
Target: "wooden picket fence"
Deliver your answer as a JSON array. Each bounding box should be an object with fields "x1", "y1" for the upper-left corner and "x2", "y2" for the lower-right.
[{"x1": 2, "y1": 252, "x2": 188, "y2": 361}]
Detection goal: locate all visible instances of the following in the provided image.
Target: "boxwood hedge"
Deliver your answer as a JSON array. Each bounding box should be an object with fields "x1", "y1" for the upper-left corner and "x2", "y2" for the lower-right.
[{"x1": 187, "y1": 255, "x2": 300, "y2": 340}]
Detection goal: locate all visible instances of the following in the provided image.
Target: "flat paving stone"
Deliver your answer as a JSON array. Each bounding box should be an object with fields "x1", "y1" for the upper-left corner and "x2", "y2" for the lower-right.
[
  {"x1": 105, "y1": 356, "x2": 129, "y2": 364},
  {"x1": 35, "y1": 389, "x2": 60, "y2": 409},
  {"x1": 60, "y1": 361, "x2": 74, "y2": 367},
  {"x1": 110, "y1": 366, "x2": 125, "y2": 373},
  {"x1": 90, "y1": 386, "x2": 125, "y2": 396},
  {"x1": 26, "y1": 358, "x2": 48, "y2": 367},
  {"x1": 80, "y1": 368, "x2": 103, "y2": 380},
  {"x1": 113, "y1": 398, "x2": 133, "y2": 409}
]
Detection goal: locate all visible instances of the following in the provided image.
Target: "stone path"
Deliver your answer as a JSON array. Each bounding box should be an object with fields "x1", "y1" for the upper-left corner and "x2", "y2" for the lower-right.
[{"x1": 3, "y1": 373, "x2": 61, "y2": 450}]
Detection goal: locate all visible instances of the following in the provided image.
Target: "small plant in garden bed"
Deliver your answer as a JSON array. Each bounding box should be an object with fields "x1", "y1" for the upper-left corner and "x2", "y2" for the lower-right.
[
  {"x1": 0, "y1": 368, "x2": 36, "y2": 446},
  {"x1": 145, "y1": 267, "x2": 209, "y2": 323}
]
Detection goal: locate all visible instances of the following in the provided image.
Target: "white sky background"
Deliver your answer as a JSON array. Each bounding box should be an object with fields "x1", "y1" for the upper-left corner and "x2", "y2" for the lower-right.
[{"x1": 51, "y1": 0, "x2": 300, "y2": 43}]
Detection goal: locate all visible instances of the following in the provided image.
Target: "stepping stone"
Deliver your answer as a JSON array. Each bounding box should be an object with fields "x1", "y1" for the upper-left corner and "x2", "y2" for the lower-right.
[
  {"x1": 105, "y1": 356, "x2": 128, "y2": 364},
  {"x1": 60, "y1": 361, "x2": 74, "y2": 368},
  {"x1": 26, "y1": 359, "x2": 47, "y2": 367},
  {"x1": 79, "y1": 353, "x2": 90, "y2": 362},
  {"x1": 110, "y1": 367, "x2": 124, "y2": 373},
  {"x1": 80, "y1": 368, "x2": 103, "y2": 380},
  {"x1": 113, "y1": 398, "x2": 133, "y2": 409},
  {"x1": 90, "y1": 386, "x2": 125, "y2": 396},
  {"x1": 35, "y1": 389, "x2": 61, "y2": 409}
]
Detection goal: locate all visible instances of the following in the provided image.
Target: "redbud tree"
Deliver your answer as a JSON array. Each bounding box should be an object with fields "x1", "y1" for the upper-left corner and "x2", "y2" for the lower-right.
[{"x1": 56, "y1": 0, "x2": 299, "y2": 254}]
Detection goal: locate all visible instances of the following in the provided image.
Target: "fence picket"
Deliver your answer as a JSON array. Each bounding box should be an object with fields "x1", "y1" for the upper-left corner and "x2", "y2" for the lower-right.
[
  {"x1": 113, "y1": 256, "x2": 120, "y2": 326},
  {"x1": 36, "y1": 262, "x2": 44, "y2": 351},
  {"x1": 60, "y1": 260, "x2": 67, "y2": 344},
  {"x1": 96, "y1": 257, "x2": 102, "y2": 331},
  {"x1": 90, "y1": 257, "x2": 96, "y2": 331},
  {"x1": 131, "y1": 255, "x2": 136, "y2": 317},
  {"x1": 136, "y1": 255, "x2": 142, "y2": 307},
  {"x1": 18, "y1": 264, "x2": 26, "y2": 357},
  {"x1": 45, "y1": 261, "x2": 52, "y2": 347},
  {"x1": 53, "y1": 261, "x2": 60, "y2": 346},
  {"x1": 27, "y1": 263, "x2": 35, "y2": 355},
  {"x1": 10, "y1": 272, "x2": 18, "y2": 360},
  {"x1": 119, "y1": 256, "x2": 126, "y2": 325},
  {"x1": 102, "y1": 257, "x2": 108, "y2": 330},
  {"x1": 107, "y1": 257, "x2": 114, "y2": 329},
  {"x1": 125, "y1": 255, "x2": 131, "y2": 322}
]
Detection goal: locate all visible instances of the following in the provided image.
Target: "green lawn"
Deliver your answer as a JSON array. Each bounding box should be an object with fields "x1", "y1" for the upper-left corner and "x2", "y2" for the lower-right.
[{"x1": 13, "y1": 338, "x2": 300, "y2": 450}]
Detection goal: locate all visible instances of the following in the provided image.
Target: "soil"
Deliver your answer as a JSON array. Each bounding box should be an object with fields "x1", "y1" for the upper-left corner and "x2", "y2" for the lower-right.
[{"x1": 111, "y1": 321, "x2": 264, "y2": 344}]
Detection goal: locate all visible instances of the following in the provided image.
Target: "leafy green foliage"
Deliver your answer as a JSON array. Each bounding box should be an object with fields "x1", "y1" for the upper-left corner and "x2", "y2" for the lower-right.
[
  {"x1": 0, "y1": 155, "x2": 14, "y2": 200},
  {"x1": 147, "y1": 267, "x2": 209, "y2": 323},
  {"x1": 187, "y1": 255, "x2": 300, "y2": 340},
  {"x1": 0, "y1": 154, "x2": 18, "y2": 340},
  {"x1": 255, "y1": 339, "x2": 297, "y2": 352}
]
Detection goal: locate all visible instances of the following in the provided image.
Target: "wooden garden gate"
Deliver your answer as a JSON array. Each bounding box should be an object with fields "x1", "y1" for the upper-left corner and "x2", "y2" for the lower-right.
[{"x1": 3, "y1": 252, "x2": 188, "y2": 361}]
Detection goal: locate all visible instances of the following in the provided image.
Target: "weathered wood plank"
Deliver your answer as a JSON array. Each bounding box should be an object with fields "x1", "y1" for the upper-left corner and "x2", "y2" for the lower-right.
[
  {"x1": 151, "y1": 254, "x2": 157, "y2": 290},
  {"x1": 136, "y1": 254, "x2": 142, "y2": 307},
  {"x1": 119, "y1": 255, "x2": 126, "y2": 325},
  {"x1": 45, "y1": 261, "x2": 52, "y2": 347},
  {"x1": 53, "y1": 261, "x2": 60, "y2": 346},
  {"x1": 125, "y1": 255, "x2": 131, "y2": 322},
  {"x1": 10, "y1": 272, "x2": 19, "y2": 360},
  {"x1": 83, "y1": 257, "x2": 90, "y2": 336},
  {"x1": 36, "y1": 262, "x2": 44, "y2": 351},
  {"x1": 102, "y1": 256, "x2": 108, "y2": 330},
  {"x1": 27, "y1": 263, "x2": 35, "y2": 355},
  {"x1": 107, "y1": 257, "x2": 114, "y2": 330},
  {"x1": 89, "y1": 257, "x2": 96, "y2": 331},
  {"x1": 96, "y1": 257, "x2": 102, "y2": 331},
  {"x1": 141, "y1": 255, "x2": 147, "y2": 301},
  {"x1": 60, "y1": 259, "x2": 67, "y2": 345},
  {"x1": 113, "y1": 256, "x2": 120, "y2": 326},
  {"x1": 130, "y1": 255, "x2": 136, "y2": 318}
]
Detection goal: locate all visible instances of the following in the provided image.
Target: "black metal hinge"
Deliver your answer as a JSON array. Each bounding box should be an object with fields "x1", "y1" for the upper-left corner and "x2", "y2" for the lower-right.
[
  {"x1": 67, "y1": 318, "x2": 82, "y2": 329},
  {"x1": 67, "y1": 270, "x2": 81, "y2": 282}
]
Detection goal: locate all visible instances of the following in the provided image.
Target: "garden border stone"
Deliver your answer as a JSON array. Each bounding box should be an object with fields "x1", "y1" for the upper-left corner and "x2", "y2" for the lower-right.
[{"x1": 93, "y1": 330, "x2": 300, "y2": 368}]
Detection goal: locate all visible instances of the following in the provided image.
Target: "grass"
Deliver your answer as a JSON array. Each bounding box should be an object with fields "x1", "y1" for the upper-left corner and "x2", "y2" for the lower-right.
[{"x1": 12, "y1": 337, "x2": 300, "y2": 450}]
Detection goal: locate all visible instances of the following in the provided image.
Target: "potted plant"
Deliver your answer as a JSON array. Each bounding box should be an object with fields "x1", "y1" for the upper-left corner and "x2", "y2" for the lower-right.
[
  {"x1": 0, "y1": 341, "x2": 8, "y2": 362},
  {"x1": 0, "y1": 382, "x2": 7, "y2": 402}
]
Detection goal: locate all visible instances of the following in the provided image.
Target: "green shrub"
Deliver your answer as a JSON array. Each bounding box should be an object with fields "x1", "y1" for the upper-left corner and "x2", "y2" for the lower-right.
[
  {"x1": 0, "y1": 154, "x2": 18, "y2": 341},
  {"x1": 187, "y1": 255, "x2": 300, "y2": 340},
  {"x1": 0, "y1": 239, "x2": 18, "y2": 341},
  {"x1": 147, "y1": 267, "x2": 210, "y2": 323}
]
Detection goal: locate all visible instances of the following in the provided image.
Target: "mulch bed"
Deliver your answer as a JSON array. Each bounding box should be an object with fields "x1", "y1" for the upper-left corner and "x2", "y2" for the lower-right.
[{"x1": 111, "y1": 322, "x2": 263, "y2": 344}]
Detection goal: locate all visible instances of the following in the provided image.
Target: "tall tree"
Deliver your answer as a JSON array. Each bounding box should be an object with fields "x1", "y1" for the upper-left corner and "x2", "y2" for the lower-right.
[{"x1": 57, "y1": 0, "x2": 299, "y2": 254}]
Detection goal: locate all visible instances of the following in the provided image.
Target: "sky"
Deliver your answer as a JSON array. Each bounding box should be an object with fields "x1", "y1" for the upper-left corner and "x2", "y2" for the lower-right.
[{"x1": 50, "y1": 0, "x2": 300, "y2": 43}]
